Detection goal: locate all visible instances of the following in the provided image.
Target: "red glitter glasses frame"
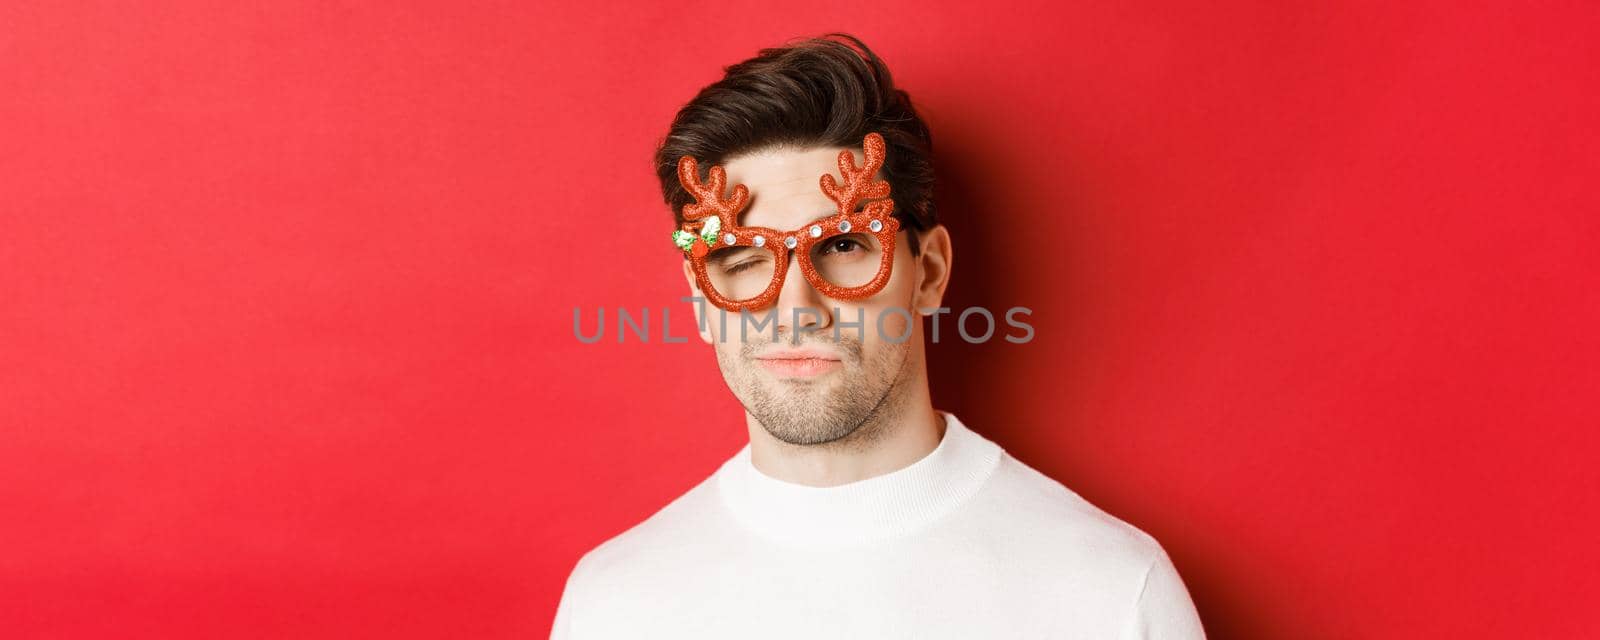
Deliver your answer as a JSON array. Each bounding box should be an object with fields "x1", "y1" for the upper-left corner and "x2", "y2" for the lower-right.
[{"x1": 674, "y1": 132, "x2": 901, "y2": 313}]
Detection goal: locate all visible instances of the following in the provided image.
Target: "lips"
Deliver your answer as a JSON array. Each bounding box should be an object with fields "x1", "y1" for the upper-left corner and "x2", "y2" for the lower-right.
[{"x1": 755, "y1": 347, "x2": 843, "y2": 378}]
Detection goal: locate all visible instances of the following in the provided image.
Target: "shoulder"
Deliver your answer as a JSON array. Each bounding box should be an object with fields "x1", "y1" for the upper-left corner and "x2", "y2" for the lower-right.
[
  {"x1": 550, "y1": 468, "x2": 734, "y2": 638},
  {"x1": 560, "y1": 466, "x2": 729, "y2": 589},
  {"x1": 944, "y1": 450, "x2": 1200, "y2": 633},
  {"x1": 965, "y1": 451, "x2": 1170, "y2": 574}
]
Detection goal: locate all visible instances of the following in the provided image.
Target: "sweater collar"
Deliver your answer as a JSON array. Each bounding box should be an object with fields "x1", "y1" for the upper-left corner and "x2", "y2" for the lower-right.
[{"x1": 715, "y1": 410, "x2": 1003, "y2": 548}]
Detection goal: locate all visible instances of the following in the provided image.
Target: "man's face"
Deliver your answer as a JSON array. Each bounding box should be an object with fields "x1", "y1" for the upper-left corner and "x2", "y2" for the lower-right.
[{"x1": 682, "y1": 145, "x2": 925, "y2": 446}]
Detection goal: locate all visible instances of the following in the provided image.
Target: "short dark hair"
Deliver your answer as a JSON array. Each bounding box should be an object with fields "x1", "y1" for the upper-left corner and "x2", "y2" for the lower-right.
[{"x1": 654, "y1": 33, "x2": 935, "y2": 255}]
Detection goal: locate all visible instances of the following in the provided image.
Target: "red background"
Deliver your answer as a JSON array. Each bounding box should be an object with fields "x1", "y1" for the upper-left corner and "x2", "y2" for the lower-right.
[{"x1": 2, "y1": 1, "x2": 1596, "y2": 638}]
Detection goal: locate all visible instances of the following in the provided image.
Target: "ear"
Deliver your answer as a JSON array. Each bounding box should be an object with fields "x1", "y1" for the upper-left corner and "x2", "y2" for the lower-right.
[
  {"x1": 912, "y1": 224, "x2": 952, "y2": 313},
  {"x1": 681, "y1": 258, "x2": 714, "y2": 344}
]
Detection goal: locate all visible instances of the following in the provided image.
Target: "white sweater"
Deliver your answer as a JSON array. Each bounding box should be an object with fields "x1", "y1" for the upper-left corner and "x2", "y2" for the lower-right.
[{"x1": 550, "y1": 411, "x2": 1206, "y2": 639}]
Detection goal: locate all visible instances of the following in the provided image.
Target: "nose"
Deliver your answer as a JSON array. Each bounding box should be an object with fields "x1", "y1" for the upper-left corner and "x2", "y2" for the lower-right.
[{"x1": 773, "y1": 243, "x2": 832, "y2": 340}]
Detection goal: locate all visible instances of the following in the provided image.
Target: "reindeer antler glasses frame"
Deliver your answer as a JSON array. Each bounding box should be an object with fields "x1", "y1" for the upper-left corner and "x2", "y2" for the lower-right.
[{"x1": 671, "y1": 131, "x2": 902, "y2": 313}]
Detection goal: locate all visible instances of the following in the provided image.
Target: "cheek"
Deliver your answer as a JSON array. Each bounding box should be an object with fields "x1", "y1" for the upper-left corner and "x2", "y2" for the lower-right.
[
  {"x1": 875, "y1": 307, "x2": 911, "y2": 342},
  {"x1": 868, "y1": 248, "x2": 920, "y2": 329},
  {"x1": 835, "y1": 246, "x2": 920, "y2": 344},
  {"x1": 844, "y1": 302, "x2": 916, "y2": 346},
  {"x1": 881, "y1": 239, "x2": 919, "y2": 299},
  {"x1": 706, "y1": 319, "x2": 743, "y2": 353},
  {"x1": 709, "y1": 333, "x2": 747, "y2": 373}
]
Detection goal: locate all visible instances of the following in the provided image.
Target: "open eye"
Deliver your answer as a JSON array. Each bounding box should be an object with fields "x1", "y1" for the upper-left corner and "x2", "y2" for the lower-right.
[
  {"x1": 808, "y1": 232, "x2": 884, "y2": 290},
  {"x1": 818, "y1": 235, "x2": 869, "y2": 255}
]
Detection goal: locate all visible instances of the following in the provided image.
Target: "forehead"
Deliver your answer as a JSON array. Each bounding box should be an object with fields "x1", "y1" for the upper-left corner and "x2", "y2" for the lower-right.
[{"x1": 721, "y1": 145, "x2": 865, "y2": 231}]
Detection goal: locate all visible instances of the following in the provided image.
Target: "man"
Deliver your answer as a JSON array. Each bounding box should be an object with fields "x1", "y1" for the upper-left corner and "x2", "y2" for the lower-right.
[{"x1": 551, "y1": 33, "x2": 1206, "y2": 639}]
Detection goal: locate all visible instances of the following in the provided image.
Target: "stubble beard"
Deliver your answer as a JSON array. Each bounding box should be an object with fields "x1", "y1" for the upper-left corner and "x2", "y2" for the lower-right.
[{"x1": 715, "y1": 329, "x2": 912, "y2": 448}]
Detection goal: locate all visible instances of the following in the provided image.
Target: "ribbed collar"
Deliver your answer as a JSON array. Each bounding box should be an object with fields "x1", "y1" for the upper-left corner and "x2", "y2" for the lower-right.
[{"x1": 715, "y1": 411, "x2": 1003, "y2": 548}]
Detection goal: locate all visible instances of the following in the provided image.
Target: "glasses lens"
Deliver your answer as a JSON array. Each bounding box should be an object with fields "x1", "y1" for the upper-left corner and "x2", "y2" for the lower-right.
[
  {"x1": 809, "y1": 231, "x2": 886, "y2": 289},
  {"x1": 703, "y1": 244, "x2": 778, "y2": 302}
]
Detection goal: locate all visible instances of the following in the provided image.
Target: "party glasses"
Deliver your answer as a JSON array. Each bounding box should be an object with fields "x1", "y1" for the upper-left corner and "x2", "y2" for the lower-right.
[{"x1": 671, "y1": 132, "x2": 901, "y2": 312}]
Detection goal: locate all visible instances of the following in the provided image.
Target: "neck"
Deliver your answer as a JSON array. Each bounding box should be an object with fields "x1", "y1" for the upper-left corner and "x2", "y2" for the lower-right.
[{"x1": 745, "y1": 372, "x2": 943, "y2": 488}]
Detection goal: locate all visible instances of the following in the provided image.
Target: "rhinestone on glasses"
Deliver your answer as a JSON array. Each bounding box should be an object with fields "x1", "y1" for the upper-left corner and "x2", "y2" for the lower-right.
[
  {"x1": 783, "y1": 236, "x2": 797, "y2": 249},
  {"x1": 753, "y1": 235, "x2": 766, "y2": 247},
  {"x1": 809, "y1": 225, "x2": 822, "y2": 238},
  {"x1": 868, "y1": 219, "x2": 883, "y2": 232},
  {"x1": 723, "y1": 233, "x2": 736, "y2": 245},
  {"x1": 838, "y1": 220, "x2": 851, "y2": 232}
]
